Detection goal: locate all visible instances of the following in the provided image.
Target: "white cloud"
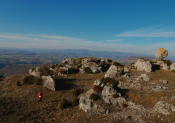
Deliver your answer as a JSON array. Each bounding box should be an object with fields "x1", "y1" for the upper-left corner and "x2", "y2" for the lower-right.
[
  {"x1": 0, "y1": 33, "x2": 175, "y2": 56},
  {"x1": 106, "y1": 39, "x2": 124, "y2": 42},
  {"x1": 115, "y1": 26, "x2": 175, "y2": 37}
]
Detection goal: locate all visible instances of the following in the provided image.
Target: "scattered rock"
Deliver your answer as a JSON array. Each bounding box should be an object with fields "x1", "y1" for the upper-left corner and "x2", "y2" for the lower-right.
[
  {"x1": 104, "y1": 65, "x2": 122, "y2": 78},
  {"x1": 134, "y1": 59, "x2": 152, "y2": 72},
  {"x1": 41, "y1": 75, "x2": 55, "y2": 91}
]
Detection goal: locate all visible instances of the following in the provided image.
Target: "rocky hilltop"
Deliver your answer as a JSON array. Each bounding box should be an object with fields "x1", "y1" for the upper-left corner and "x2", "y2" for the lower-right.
[{"x1": 1, "y1": 48, "x2": 175, "y2": 122}]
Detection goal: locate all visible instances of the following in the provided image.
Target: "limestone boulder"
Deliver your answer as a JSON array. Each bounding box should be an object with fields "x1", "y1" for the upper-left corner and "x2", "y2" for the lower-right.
[
  {"x1": 134, "y1": 59, "x2": 152, "y2": 72},
  {"x1": 155, "y1": 48, "x2": 168, "y2": 59},
  {"x1": 101, "y1": 85, "x2": 118, "y2": 97},
  {"x1": 90, "y1": 64, "x2": 102, "y2": 73},
  {"x1": 153, "y1": 101, "x2": 175, "y2": 115},
  {"x1": 124, "y1": 66, "x2": 130, "y2": 72},
  {"x1": 170, "y1": 63, "x2": 175, "y2": 71},
  {"x1": 104, "y1": 65, "x2": 122, "y2": 78},
  {"x1": 41, "y1": 75, "x2": 55, "y2": 91},
  {"x1": 31, "y1": 70, "x2": 41, "y2": 77},
  {"x1": 163, "y1": 63, "x2": 169, "y2": 71},
  {"x1": 156, "y1": 61, "x2": 164, "y2": 66},
  {"x1": 29, "y1": 69, "x2": 34, "y2": 74}
]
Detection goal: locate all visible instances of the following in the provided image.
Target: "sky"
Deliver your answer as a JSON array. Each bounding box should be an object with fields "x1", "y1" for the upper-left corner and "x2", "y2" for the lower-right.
[{"x1": 0, "y1": 0, "x2": 175, "y2": 56}]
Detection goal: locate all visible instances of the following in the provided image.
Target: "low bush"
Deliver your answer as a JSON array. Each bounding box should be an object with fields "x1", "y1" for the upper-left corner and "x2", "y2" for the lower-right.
[
  {"x1": 23, "y1": 75, "x2": 43, "y2": 85},
  {"x1": 93, "y1": 85, "x2": 103, "y2": 93},
  {"x1": 101, "y1": 77, "x2": 118, "y2": 86},
  {"x1": 113, "y1": 61, "x2": 122, "y2": 67},
  {"x1": 38, "y1": 64, "x2": 51, "y2": 76},
  {"x1": 58, "y1": 64, "x2": 64, "y2": 67},
  {"x1": 112, "y1": 94, "x2": 119, "y2": 98},
  {"x1": 130, "y1": 62, "x2": 135, "y2": 66},
  {"x1": 171, "y1": 70, "x2": 175, "y2": 73},
  {"x1": 60, "y1": 69, "x2": 67, "y2": 74},
  {"x1": 16, "y1": 81, "x2": 21, "y2": 86},
  {"x1": 122, "y1": 103, "x2": 128, "y2": 108},
  {"x1": 165, "y1": 60, "x2": 172, "y2": 66},
  {"x1": 72, "y1": 97, "x2": 79, "y2": 106},
  {"x1": 90, "y1": 93, "x2": 98, "y2": 101},
  {"x1": 89, "y1": 59, "x2": 94, "y2": 62},
  {"x1": 77, "y1": 64, "x2": 82, "y2": 69},
  {"x1": 59, "y1": 99, "x2": 70, "y2": 109},
  {"x1": 96, "y1": 59, "x2": 101, "y2": 63},
  {"x1": 108, "y1": 59, "x2": 112, "y2": 62},
  {"x1": 73, "y1": 88, "x2": 84, "y2": 97},
  {"x1": 64, "y1": 61, "x2": 68, "y2": 64},
  {"x1": 51, "y1": 64, "x2": 56, "y2": 69},
  {"x1": 83, "y1": 67, "x2": 92, "y2": 74}
]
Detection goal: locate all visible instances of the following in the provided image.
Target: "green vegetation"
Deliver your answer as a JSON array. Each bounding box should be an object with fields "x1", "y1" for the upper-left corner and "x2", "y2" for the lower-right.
[
  {"x1": 101, "y1": 77, "x2": 118, "y2": 86},
  {"x1": 59, "y1": 99, "x2": 70, "y2": 109},
  {"x1": 108, "y1": 58, "x2": 112, "y2": 62},
  {"x1": 90, "y1": 93, "x2": 98, "y2": 100},
  {"x1": 83, "y1": 67, "x2": 92, "y2": 74}
]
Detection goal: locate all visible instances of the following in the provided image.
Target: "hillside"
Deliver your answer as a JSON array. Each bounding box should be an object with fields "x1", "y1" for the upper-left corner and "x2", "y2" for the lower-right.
[{"x1": 1, "y1": 57, "x2": 175, "y2": 122}]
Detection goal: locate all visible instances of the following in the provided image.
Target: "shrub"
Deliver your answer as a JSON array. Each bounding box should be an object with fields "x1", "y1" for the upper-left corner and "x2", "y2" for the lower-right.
[
  {"x1": 73, "y1": 88, "x2": 84, "y2": 97},
  {"x1": 38, "y1": 64, "x2": 50, "y2": 76},
  {"x1": 90, "y1": 93, "x2": 98, "y2": 100},
  {"x1": 23, "y1": 75, "x2": 43, "y2": 85},
  {"x1": 122, "y1": 103, "x2": 128, "y2": 108},
  {"x1": 64, "y1": 61, "x2": 68, "y2": 64},
  {"x1": 16, "y1": 81, "x2": 21, "y2": 86},
  {"x1": 72, "y1": 97, "x2": 79, "y2": 106},
  {"x1": 89, "y1": 59, "x2": 94, "y2": 62},
  {"x1": 59, "y1": 99, "x2": 70, "y2": 109},
  {"x1": 96, "y1": 59, "x2": 101, "y2": 63},
  {"x1": 112, "y1": 94, "x2": 119, "y2": 98},
  {"x1": 165, "y1": 60, "x2": 172, "y2": 66},
  {"x1": 58, "y1": 64, "x2": 64, "y2": 67},
  {"x1": 108, "y1": 59, "x2": 112, "y2": 62},
  {"x1": 77, "y1": 64, "x2": 82, "y2": 69},
  {"x1": 113, "y1": 62, "x2": 122, "y2": 67},
  {"x1": 60, "y1": 69, "x2": 67, "y2": 74},
  {"x1": 51, "y1": 64, "x2": 56, "y2": 69},
  {"x1": 101, "y1": 77, "x2": 118, "y2": 86},
  {"x1": 171, "y1": 70, "x2": 175, "y2": 73},
  {"x1": 93, "y1": 85, "x2": 103, "y2": 93},
  {"x1": 140, "y1": 58, "x2": 145, "y2": 60},
  {"x1": 83, "y1": 67, "x2": 92, "y2": 74}
]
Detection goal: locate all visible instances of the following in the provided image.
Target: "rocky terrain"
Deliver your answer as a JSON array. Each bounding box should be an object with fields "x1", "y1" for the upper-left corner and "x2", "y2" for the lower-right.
[{"x1": 1, "y1": 48, "x2": 175, "y2": 123}]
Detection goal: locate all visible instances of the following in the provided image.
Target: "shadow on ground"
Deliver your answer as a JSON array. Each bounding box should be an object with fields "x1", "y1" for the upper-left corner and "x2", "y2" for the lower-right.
[
  {"x1": 113, "y1": 86, "x2": 129, "y2": 97},
  {"x1": 54, "y1": 78, "x2": 77, "y2": 91},
  {"x1": 152, "y1": 64, "x2": 161, "y2": 72}
]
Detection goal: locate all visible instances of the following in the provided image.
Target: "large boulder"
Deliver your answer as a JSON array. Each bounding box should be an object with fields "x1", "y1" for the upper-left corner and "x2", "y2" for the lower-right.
[
  {"x1": 41, "y1": 75, "x2": 55, "y2": 91},
  {"x1": 90, "y1": 64, "x2": 102, "y2": 73},
  {"x1": 162, "y1": 63, "x2": 169, "y2": 71},
  {"x1": 104, "y1": 65, "x2": 122, "y2": 78},
  {"x1": 170, "y1": 63, "x2": 175, "y2": 71},
  {"x1": 134, "y1": 59, "x2": 152, "y2": 72},
  {"x1": 153, "y1": 101, "x2": 175, "y2": 115},
  {"x1": 155, "y1": 48, "x2": 168, "y2": 59}
]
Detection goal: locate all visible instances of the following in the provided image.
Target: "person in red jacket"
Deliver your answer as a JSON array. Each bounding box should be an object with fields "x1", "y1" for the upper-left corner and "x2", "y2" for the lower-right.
[{"x1": 37, "y1": 90, "x2": 43, "y2": 104}]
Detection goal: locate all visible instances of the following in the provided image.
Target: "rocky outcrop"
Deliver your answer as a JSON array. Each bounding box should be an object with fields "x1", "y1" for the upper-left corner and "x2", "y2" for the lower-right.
[
  {"x1": 78, "y1": 79, "x2": 126, "y2": 114},
  {"x1": 134, "y1": 59, "x2": 152, "y2": 72},
  {"x1": 41, "y1": 75, "x2": 55, "y2": 91},
  {"x1": 155, "y1": 48, "x2": 168, "y2": 59},
  {"x1": 162, "y1": 64, "x2": 169, "y2": 70},
  {"x1": 29, "y1": 69, "x2": 34, "y2": 74},
  {"x1": 104, "y1": 65, "x2": 122, "y2": 78},
  {"x1": 170, "y1": 63, "x2": 175, "y2": 71},
  {"x1": 153, "y1": 101, "x2": 175, "y2": 115}
]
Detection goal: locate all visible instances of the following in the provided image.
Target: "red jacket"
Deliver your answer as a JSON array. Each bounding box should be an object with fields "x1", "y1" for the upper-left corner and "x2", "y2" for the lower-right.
[{"x1": 38, "y1": 92, "x2": 43, "y2": 98}]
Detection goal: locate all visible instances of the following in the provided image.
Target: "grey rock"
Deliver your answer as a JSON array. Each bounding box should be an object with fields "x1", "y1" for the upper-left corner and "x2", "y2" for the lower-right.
[
  {"x1": 104, "y1": 65, "x2": 122, "y2": 78},
  {"x1": 153, "y1": 101, "x2": 175, "y2": 115},
  {"x1": 163, "y1": 80, "x2": 168, "y2": 84},
  {"x1": 31, "y1": 70, "x2": 41, "y2": 77},
  {"x1": 41, "y1": 75, "x2": 55, "y2": 91},
  {"x1": 162, "y1": 63, "x2": 169, "y2": 70},
  {"x1": 134, "y1": 59, "x2": 152, "y2": 72},
  {"x1": 170, "y1": 63, "x2": 175, "y2": 71},
  {"x1": 155, "y1": 48, "x2": 168, "y2": 59}
]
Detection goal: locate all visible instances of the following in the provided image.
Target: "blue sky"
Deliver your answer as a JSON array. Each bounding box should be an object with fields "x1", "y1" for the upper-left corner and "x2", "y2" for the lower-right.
[{"x1": 0, "y1": 0, "x2": 175, "y2": 56}]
